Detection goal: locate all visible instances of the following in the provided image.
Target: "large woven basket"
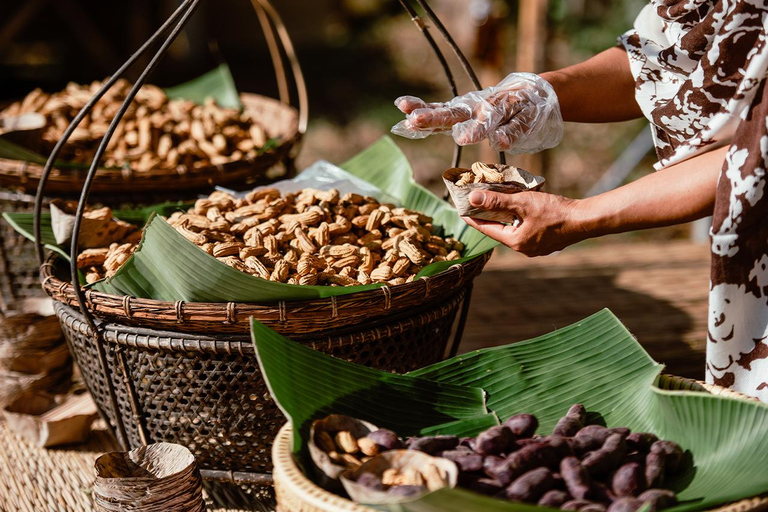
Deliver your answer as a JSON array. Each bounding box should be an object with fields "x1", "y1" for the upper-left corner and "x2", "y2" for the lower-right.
[
  {"x1": 271, "y1": 374, "x2": 768, "y2": 512},
  {"x1": 0, "y1": 92, "x2": 301, "y2": 307},
  {"x1": 50, "y1": 276, "x2": 477, "y2": 484},
  {"x1": 0, "y1": 92, "x2": 300, "y2": 197}
]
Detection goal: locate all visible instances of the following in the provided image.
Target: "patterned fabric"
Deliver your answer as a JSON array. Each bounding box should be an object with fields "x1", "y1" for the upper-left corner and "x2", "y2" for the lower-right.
[{"x1": 619, "y1": 1, "x2": 768, "y2": 402}]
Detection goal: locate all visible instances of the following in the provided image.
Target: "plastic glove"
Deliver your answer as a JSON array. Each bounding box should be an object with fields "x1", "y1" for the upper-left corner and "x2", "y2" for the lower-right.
[{"x1": 391, "y1": 72, "x2": 563, "y2": 154}]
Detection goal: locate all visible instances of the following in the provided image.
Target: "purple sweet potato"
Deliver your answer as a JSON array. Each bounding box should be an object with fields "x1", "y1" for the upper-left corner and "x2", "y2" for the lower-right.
[
  {"x1": 538, "y1": 490, "x2": 572, "y2": 507},
  {"x1": 367, "y1": 429, "x2": 404, "y2": 450},
  {"x1": 560, "y1": 456, "x2": 592, "y2": 500},
  {"x1": 465, "y1": 476, "x2": 505, "y2": 496},
  {"x1": 650, "y1": 441, "x2": 683, "y2": 474},
  {"x1": 547, "y1": 436, "x2": 575, "y2": 459},
  {"x1": 504, "y1": 414, "x2": 539, "y2": 438},
  {"x1": 474, "y1": 425, "x2": 516, "y2": 455},
  {"x1": 506, "y1": 467, "x2": 555, "y2": 502},
  {"x1": 645, "y1": 451, "x2": 665, "y2": 488},
  {"x1": 554, "y1": 404, "x2": 587, "y2": 437},
  {"x1": 607, "y1": 497, "x2": 645, "y2": 512},
  {"x1": 626, "y1": 432, "x2": 659, "y2": 453},
  {"x1": 638, "y1": 489, "x2": 677, "y2": 510},
  {"x1": 407, "y1": 435, "x2": 459, "y2": 455},
  {"x1": 441, "y1": 450, "x2": 484, "y2": 473},
  {"x1": 582, "y1": 434, "x2": 627, "y2": 477},
  {"x1": 612, "y1": 462, "x2": 646, "y2": 497},
  {"x1": 563, "y1": 499, "x2": 604, "y2": 511}
]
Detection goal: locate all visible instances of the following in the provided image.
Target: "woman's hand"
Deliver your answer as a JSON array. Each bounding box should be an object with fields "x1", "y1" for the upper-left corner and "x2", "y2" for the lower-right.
[
  {"x1": 463, "y1": 145, "x2": 729, "y2": 257},
  {"x1": 462, "y1": 190, "x2": 585, "y2": 257},
  {"x1": 391, "y1": 73, "x2": 563, "y2": 154}
]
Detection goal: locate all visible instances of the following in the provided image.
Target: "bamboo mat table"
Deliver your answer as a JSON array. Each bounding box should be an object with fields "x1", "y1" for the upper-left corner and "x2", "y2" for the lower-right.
[{"x1": 0, "y1": 418, "x2": 276, "y2": 512}]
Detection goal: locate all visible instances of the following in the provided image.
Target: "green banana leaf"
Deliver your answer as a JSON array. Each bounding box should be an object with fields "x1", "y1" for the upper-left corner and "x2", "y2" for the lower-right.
[
  {"x1": 164, "y1": 63, "x2": 242, "y2": 110},
  {"x1": 251, "y1": 309, "x2": 768, "y2": 512},
  {"x1": 1, "y1": 201, "x2": 192, "y2": 263},
  {"x1": 0, "y1": 64, "x2": 242, "y2": 164},
  {"x1": 88, "y1": 137, "x2": 497, "y2": 301}
]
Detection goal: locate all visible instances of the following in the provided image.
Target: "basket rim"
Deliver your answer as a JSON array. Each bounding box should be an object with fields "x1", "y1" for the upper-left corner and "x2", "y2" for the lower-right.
[
  {"x1": 0, "y1": 93, "x2": 301, "y2": 195},
  {"x1": 40, "y1": 250, "x2": 490, "y2": 331},
  {"x1": 53, "y1": 287, "x2": 466, "y2": 355},
  {"x1": 271, "y1": 374, "x2": 768, "y2": 512}
]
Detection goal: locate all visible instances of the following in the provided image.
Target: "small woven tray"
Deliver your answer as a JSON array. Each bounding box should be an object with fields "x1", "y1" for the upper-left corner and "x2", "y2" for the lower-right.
[
  {"x1": 0, "y1": 93, "x2": 300, "y2": 196},
  {"x1": 271, "y1": 375, "x2": 768, "y2": 512},
  {"x1": 41, "y1": 251, "x2": 490, "y2": 334}
]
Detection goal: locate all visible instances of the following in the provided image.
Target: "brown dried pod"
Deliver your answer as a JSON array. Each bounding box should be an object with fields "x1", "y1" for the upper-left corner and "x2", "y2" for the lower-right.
[{"x1": 309, "y1": 415, "x2": 378, "y2": 488}]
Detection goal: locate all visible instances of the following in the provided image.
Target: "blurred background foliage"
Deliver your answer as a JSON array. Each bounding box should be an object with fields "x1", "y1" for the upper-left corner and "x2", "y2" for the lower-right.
[{"x1": 1, "y1": 0, "x2": 680, "y2": 238}]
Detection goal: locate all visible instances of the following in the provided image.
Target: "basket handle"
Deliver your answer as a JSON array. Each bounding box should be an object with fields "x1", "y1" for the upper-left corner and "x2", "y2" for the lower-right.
[
  {"x1": 398, "y1": 0, "x2": 506, "y2": 170},
  {"x1": 252, "y1": 0, "x2": 308, "y2": 138}
]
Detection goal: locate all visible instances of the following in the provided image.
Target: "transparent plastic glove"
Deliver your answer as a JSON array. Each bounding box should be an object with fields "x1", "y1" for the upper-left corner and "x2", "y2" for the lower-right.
[{"x1": 391, "y1": 72, "x2": 563, "y2": 154}]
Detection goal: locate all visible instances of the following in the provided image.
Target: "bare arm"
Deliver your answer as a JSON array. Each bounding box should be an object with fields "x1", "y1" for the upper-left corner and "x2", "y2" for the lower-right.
[
  {"x1": 463, "y1": 145, "x2": 726, "y2": 256},
  {"x1": 541, "y1": 46, "x2": 643, "y2": 123}
]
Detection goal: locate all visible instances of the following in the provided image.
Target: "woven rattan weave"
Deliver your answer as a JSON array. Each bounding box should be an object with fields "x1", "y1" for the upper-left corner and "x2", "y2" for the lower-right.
[
  {"x1": 53, "y1": 284, "x2": 470, "y2": 482},
  {"x1": 271, "y1": 374, "x2": 768, "y2": 512}
]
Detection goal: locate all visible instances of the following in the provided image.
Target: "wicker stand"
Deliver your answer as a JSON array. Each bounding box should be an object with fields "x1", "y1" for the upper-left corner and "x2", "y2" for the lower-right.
[{"x1": 271, "y1": 375, "x2": 768, "y2": 512}]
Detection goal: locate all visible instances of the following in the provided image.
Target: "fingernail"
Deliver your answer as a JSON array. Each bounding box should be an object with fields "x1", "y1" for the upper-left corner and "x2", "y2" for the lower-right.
[{"x1": 469, "y1": 191, "x2": 485, "y2": 206}]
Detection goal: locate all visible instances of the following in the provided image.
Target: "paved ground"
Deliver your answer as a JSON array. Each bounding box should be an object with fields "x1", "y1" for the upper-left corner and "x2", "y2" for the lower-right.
[{"x1": 460, "y1": 240, "x2": 712, "y2": 380}]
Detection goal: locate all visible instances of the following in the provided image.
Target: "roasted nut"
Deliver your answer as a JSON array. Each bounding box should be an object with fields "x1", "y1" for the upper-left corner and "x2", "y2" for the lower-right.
[{"x1": 335, "y1": 431, "x2": 360, "y2": 454}]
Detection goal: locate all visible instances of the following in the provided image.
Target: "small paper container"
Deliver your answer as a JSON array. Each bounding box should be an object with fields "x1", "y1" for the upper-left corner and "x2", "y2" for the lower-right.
[
  {"x1": 442, "y1": 166, "x2": 545, "y2": 223},
  {"x1": 93, "y1": 442, "x2": 206, "y2": 512}
]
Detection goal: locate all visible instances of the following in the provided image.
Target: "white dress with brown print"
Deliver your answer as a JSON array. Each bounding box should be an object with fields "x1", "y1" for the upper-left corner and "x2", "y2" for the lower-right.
[{"x1": 619, "y1": 0, "x2": 768, "y2": 402}]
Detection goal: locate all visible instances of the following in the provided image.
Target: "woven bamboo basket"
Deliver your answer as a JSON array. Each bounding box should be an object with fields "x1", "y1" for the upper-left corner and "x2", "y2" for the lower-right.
[
  {"x1": 271, "y1": 374, "x2": 768, "y2": 512},
  {"x1": 0, "y1": 0, "x2": 306, "y2": 307}
]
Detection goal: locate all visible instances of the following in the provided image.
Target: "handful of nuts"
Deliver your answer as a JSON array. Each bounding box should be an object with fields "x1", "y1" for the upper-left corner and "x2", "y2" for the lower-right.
[
  {"x1": 76, "y1": 186, "x2": 465, "y2": 286},
  {"x1": 0, "y1": 79, "x2": 269, "y2": 173},
  {"x1": 455, "y1": 162, "x2": 507, "y2": 186}
]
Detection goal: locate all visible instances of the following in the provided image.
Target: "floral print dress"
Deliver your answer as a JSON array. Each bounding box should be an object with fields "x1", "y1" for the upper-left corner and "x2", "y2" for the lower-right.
[{"x1": 619, "y1": 0, "x2": 768, "y2": 402}]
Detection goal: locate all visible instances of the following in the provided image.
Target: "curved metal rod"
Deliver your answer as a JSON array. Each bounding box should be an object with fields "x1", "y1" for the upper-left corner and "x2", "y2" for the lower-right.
[
  {"x1": 254, "y1": 0, "x2": 308, "y2": 135},
  {"x1": 397, "y1": 0, "x2": 461, "y2": 170},
  {"x1": 32, "y1": 0, "x2": 197, "y2": 267},
  {"x1": 70, "y1": 0, "x2": 203, "y2": 335},
  {"x1": 254, "y1": 1, "x2": 289, "y2": 106},
  {"x1": 413, "y1": 0, "x2": 506, "y2": 165}
]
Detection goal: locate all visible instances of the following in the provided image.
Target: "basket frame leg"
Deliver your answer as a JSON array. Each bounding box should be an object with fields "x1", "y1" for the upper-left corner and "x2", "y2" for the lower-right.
[{"x1": 447, "y1": 282, "x2": 474, "y2": 359}]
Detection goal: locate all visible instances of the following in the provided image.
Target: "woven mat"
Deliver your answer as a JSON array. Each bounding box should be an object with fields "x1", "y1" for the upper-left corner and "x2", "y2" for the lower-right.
[{"x1": 0, "y1": 419, "x2": 276, "y2": 512}]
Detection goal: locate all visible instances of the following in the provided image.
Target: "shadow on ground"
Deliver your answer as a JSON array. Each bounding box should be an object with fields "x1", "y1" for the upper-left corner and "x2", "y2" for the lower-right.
[{"x1": 462, "y1": 268, "x2": 703, "y2": 380}]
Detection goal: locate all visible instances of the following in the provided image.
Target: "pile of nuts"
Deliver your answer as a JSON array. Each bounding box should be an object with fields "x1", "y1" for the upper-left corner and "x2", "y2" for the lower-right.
[
  {"x1": 0, "y1": 79, "x2": 269, "y2": 172},
  {"x1": 318, "y1": 407, "x2": 685, "y2": 512},
  {"x1": 455, "y1": 162, "x2": 506, "y2": 186},
  {"x1": 76, "y1": 187, "x2": 464, "y2": 286}
]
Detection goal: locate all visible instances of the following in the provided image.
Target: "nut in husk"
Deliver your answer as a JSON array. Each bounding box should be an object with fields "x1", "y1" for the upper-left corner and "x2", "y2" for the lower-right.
[
  {"x1": 308, "y1": 414, "x2": 377, "y2": 489},
  {"x1": 443, "y1": 163, "x2": 545, "y2": 222}
]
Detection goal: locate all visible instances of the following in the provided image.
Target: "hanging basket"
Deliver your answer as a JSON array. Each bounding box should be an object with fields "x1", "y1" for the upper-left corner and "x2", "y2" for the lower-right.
[{"x1": 0, "y1": 0, "x2": 307, "y2": 307}]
